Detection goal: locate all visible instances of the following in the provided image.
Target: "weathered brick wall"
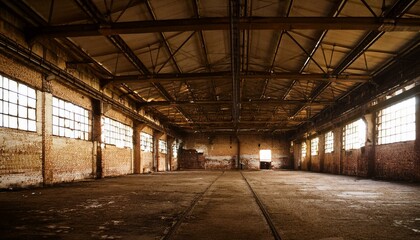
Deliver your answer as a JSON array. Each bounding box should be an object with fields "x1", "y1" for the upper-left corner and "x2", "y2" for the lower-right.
[
  {"x1": 141, "y1": 152, "x2": 153, "y2": 173},
  {"x1": 310, "y1": 155, "x2": 321, "y2": 172},
  {"x1": 341, "y1": 149, "x2": 360, "y2": 176},
  {"x1": 179, "y1": 149, "x2": 204, "y2": 169},
  {"x1": 375, "y1": 142, "x2": 418, "y2": 181},
  {"x1": 158, "y1": 152, "x2": 166, "y2": 171},
  {"x1": 50, "y1": 137, "x2": 94, "y2": 182},
  {"x1": 323, "y1": 153, "x2": 339, "y2": 174},
  {"x1": 102, "y1": 146, "x2": 132, "y2": 177},
  {"x1": 181, "y1": 134, "x2": 291, "y2": 170},
  {"x1": 0, "y1": 130, "x2": 42, "y2": 188},
  {"x1": 182, "y1": 134, "x2": 237, "y2": 170}
]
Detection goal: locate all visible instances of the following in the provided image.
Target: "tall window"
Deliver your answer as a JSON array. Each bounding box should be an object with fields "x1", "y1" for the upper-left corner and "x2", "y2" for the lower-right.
[
  {"x1": 0, "y1": 75, "x2": 36, "y2": 131},
  {"x1": 159, "y1": 139, "x2": 167, "y2": 154},
  {"x1": 52, "y1": 97, "x2": 90, "y2": 140},
  {"x1": 301, "y1": 142, "x2": 307, "y2": 159},
  {"x1": 140, "y1": 132, "x2": 153, "y2": 152},
  {"x1": 311, "y1": 137, "x2": 319, "y2": 156},
  {"x1": 172, "y1": 141, "x2": 178, "y2": 158},
  {"x1": 377, "y1": 97, "x2": 416, "y2": 145},
  {"x1": 343, "y1": 119, "x2": 366, "y2": 150},
  {"x1": 102, "y1": 117, "x2": 133, "y2": 148},
  {"x1": 325, "y1": 131, "x2": 334, "y2": 153}
]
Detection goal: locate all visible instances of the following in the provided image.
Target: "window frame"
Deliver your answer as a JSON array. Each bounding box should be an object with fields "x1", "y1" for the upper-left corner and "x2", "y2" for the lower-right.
[
  {"x1": 0, "y1": 75, "x2": 37, "y2": 132},
  {"x1": 377, "y1": 97, "x2": 416, "y2": 145},
  {"x1": 324, "y1": 131, "x2": 334, "y2": 153},
  {"x1": 301, "y1": 142, "x2": 307, "y2": 159},
  {"x1": 310, "y1": 137, "x2": 319, "y2": 156},
  {"x1": 343, "y1": 119, "x2": 366, "y2": 150},
  {"x1": 140, "y1": 132, "x2": 153, "y2": 152},
  {"x1": 102, "y1": 117, "x2": 133, "y2": 148},
  {"x1": 52, "y1": 97, "x2": 90, "y2": 140},
  {"x1": 159, "y1": 139, "x2": 167, "y2": 154}
]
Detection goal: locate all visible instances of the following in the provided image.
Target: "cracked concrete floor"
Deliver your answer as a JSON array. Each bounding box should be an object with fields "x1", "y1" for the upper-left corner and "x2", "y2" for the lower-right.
[{"x1": 0, "y1": 170, "x2": 419, "y2": 240}]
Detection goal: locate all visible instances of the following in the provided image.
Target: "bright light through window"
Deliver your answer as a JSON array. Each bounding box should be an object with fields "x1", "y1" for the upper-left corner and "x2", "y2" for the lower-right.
[
  {"x1": 343, "y1": 119, "x2": 366, "y2": 150},
  {"x1": 159, "y1": 139, "x2": 167, "y2": 154},
  {"x1": 52, "y1": 97, "x2": 90, "y2": 140},
  {"x1": 0, "y1": 75, "x2": 36, "y2": 131},
  {"x1": 140, "y1": 132, "x2": 153, "y2": 152},
  {"x1": 172, "y1": 141, "x2": 178, "y2": 158},
  {"x1": 301, "y1": 142, "x2": 306, "y2": 159},
  {"x1": 311, "y1": 137, "x2": 319, "y2": 156},
  {"x1": 377, "y1": 97, "x2": 416, "y2": 145},
  {"x1": 325, "y1": 131, "x2": 334, "y2": 153},
  {"x1": 102, "y1": 117, "x2": 133, "y2": 148},
  {"x1": 260, "y1": 149, "x2": 271, "y2": 162}
]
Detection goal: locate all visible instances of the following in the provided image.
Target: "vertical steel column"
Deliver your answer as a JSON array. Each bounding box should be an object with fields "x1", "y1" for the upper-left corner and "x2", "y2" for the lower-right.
[{"x1": 230, "y1": 0, "x2": 241, "y2": 130}]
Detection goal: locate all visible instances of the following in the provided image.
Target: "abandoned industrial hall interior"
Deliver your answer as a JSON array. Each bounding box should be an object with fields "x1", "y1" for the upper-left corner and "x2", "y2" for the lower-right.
[{"x1": 0, "y1": 0, "x2": 419, "y2": 239}]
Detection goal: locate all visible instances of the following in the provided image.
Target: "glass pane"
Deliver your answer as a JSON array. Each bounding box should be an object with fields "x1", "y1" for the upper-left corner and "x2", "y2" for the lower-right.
[
  {"x1": 3, "y1": 115, "x2": 8, "y2": 127},
  {"x1": 2, "y1": 77, "x2": 8, "y2": 89},
  {"x1": 28, "y1": 98, "x2": 36, "y2": 108},
  {"x1": 9, "y1": 92, "x2": 17, "y2": 104},
  {"x1": 18, "y1": 118, "x2": 28, "y2": 130},
  {"x1": 18, "y1": 84, "x2": 27, "y2": 95},
  {"x1": 9, "y1": 80, "x2": 17, "y2": 92},
  {"x1": 9, "y1": 103, "x2": 17, "y2": 116},
  {"x1": 28, "y1": 109, "x2": 36, "y2": 120},
  {"x1": 20, "y1": 95, "x2": 27, "y2": 106},
  {"x1": 9, "y1": 116, "x2": 17, "y2": 128},
  {"x1": 18, "y1": 106, "x2": 27, "y2": 118}
]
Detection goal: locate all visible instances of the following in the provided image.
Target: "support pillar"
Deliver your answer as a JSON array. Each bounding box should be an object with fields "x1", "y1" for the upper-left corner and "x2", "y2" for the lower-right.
[
  {"x1": 41, "y1": 75, "x2": 53, "y2": 185},
  {"x1": 153, "y1": 130, "x2": 164, "y2": 171},
  {"x1": 167, "y1": 137, "x2": 176, "y2": 171},
  {"x1": 92, "y1": 99, "x2": 103, "y2": 179}
]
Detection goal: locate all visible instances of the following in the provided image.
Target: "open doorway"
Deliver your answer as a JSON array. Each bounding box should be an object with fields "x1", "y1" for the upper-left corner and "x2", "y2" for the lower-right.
[{"x1": 259, "y1": 149, "x2": 271, "y2": 169}]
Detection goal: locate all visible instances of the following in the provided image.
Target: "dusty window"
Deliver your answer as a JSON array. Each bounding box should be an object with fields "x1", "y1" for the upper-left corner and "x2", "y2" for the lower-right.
[
  {"x1": 377, "y1": 97, "x2": 416, "y2": 145},
  {"x1": 0, "y1": 75, "x2": 36, "y2": 131},
  {"x1": 140, "y1": 132, "x2": 153, "y2": 152},
  {"x1": 102, "y1": 117, "x2": 133, "y2": 148},
  {"x1": 343, "y1": 119, "x2": 366, "y2": 150},
  {"x1": 311, "y1": 137, "x2": 319, "y2": 156},
  {"x1": 324, "y1": 131, "x2": 334, "y2": 153},
  {"x1": 52, "y1": 97, "x2": 90, "y2": 140}
]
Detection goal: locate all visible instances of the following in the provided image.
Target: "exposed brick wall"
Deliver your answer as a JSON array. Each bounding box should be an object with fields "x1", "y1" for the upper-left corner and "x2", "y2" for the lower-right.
[
  {"x1": 179, "y1": 149, "x2": 204, "y2": 169},
  {"x1": 50, "y1": 137, "x2": 94, "y2": 182},
  {"x1": 0, "y1": 130, "x2": 42, "y2": 188},
  {"x1": 375, "y1": 142, "x2": 418, "y2": 181},
  {"x1": 102, "y1": 146, "x2": 132, "y2": 177},
  {"x1": 310, "y1": 155, "x2": 321, "y2": 172},
  {"x1": 141, "y1": 152, "x2": 153, "y2": 173},
  {"x1": 158, "y1": 152, "x2": 167, "y2": 171},
  {"x1": 181, "y1": 134, "x2": 291, "y2": 170},
  {"x1": 323, "y1": 153, "x2": 339, "y2": 174}
]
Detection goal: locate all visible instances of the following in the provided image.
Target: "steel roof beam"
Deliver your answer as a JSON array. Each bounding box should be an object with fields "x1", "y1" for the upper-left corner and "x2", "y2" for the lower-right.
[
  {"x1": 29, "y1": 17, "x2": 420, "y2": 38},
  {"x1": 137, "y1": 99, "x2": 334, "y2": 107},
  {"x1": 108, "y1": 72, "x2": 371, "y2": 85},
  {"x1": 289, "y1": 0, "x2": 418, "y2": 118}
]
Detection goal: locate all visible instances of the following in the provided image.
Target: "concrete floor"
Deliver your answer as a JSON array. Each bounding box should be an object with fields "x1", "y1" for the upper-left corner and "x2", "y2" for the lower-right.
[{"x1": 0, "y1": 171, "x2": 419, "y2": 240}]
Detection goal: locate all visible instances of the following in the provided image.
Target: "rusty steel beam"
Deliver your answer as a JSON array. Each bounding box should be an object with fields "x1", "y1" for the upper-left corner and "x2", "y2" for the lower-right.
[
  {"x1": 289, "y1": 0, "x2": 418, "y2": 118},
  {"x1": 108, "y1": 71, "x2": 371, "y2": 85},
  {"x1": 137, "y1": 99, "x2": 334, "y2": 107},
  {"x1": 29, "y1": 17, "x2": 420, "y2": 38}
]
